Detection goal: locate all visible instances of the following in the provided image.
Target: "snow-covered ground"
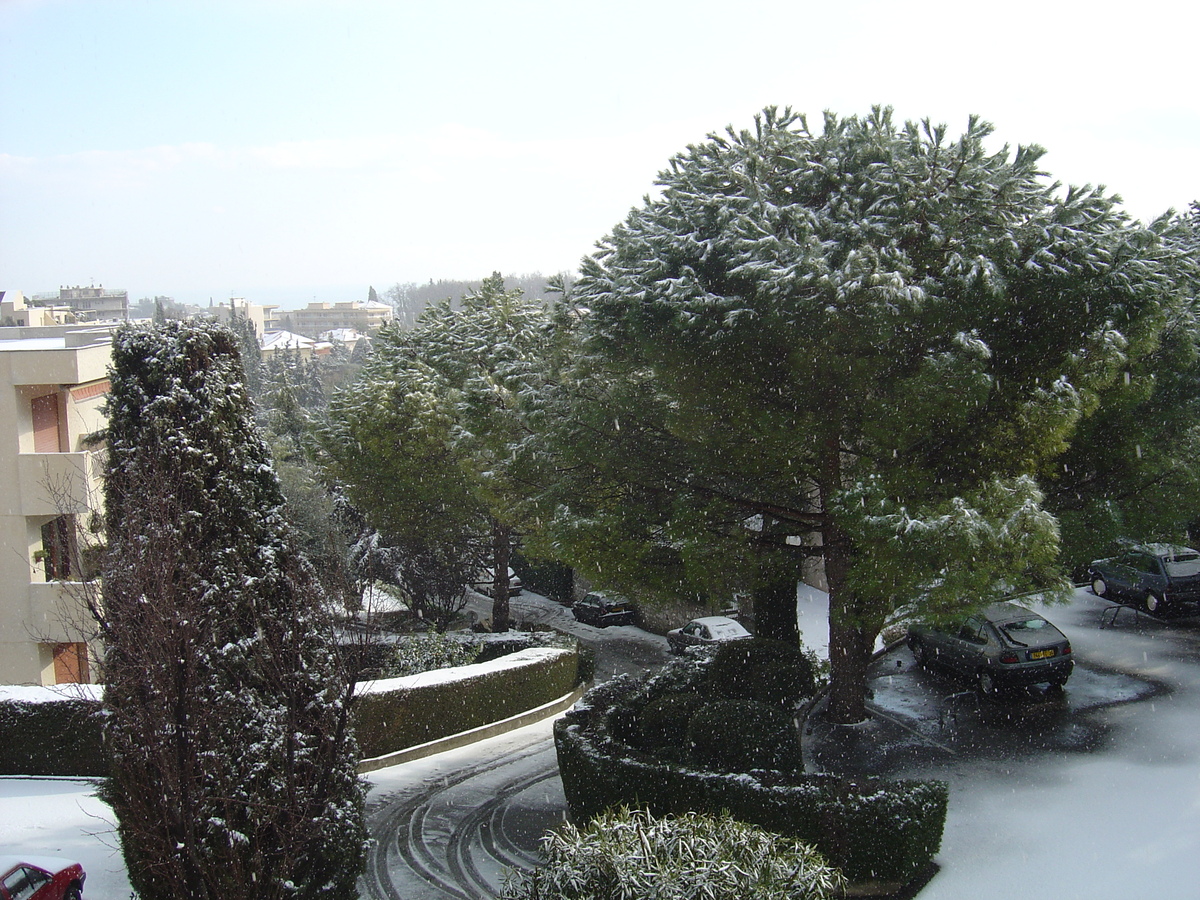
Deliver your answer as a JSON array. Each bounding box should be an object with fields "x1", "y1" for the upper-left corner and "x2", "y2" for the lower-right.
[
  {"x1": 0, "y1": 776, "x2": 131, "y2": 898},
  {"x1": 6, "y1": 586, "x2": 1199, "y2": 899}
]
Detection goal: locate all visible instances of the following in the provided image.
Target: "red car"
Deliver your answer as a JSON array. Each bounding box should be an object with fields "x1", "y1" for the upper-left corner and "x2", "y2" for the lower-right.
[{"x1": 0, "y1": 857, "x2": 85, "y2": 900}]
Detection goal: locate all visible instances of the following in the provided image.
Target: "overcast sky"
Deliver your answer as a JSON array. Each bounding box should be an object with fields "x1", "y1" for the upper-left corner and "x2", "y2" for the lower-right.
[{"x1": 1, "y1": 0, "x2": 1196, "y2": 309}]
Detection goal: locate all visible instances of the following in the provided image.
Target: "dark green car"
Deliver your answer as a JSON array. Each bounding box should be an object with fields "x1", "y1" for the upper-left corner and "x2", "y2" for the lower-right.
[
  {"x1": 1087, "y1": 543, "x2": 1200, "y2": 616},
  {"x1": 907, "y1": 602, "x2": 1074, "y2": 696}
]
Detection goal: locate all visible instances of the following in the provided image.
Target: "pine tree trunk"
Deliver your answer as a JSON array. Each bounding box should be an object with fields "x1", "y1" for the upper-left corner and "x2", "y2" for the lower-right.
[
  {"x1": 753, "y1": 576, "x2": 800, "y2": 645},
  {"x1": 820, "y1": 437, "x2": 870, "y2": 724},
  {"x1": 491, "y1": 519, "x2": 511, "y2": 632}
]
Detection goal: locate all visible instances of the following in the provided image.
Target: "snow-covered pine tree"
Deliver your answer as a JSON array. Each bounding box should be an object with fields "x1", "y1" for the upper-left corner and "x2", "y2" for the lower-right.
[
  {"x1": 100, "y1": 320, "x2": 366, "y2": 900},
  {"x1": 544, "y1": 106, "x2": 1188, "y2": 723}
]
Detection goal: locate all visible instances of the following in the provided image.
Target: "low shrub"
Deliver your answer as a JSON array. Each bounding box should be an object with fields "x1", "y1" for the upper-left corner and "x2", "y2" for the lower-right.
[
  {"x1": 708, "y1": 637, "x2": 816, "y2": 707},
  {"x1": 686, "y1": 699, "x2": 801, "y2": 773},
  {"x1": 501, "y1": 806, "x2": 846, "y2": 900},
  {"x1": 379, "y1": 632, "x2": 483, "y2": 677}
]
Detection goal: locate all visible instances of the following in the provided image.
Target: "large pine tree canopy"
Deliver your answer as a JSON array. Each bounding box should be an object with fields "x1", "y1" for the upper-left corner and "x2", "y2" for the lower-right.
[{"x1": 533, "y1": 106, "x2": 1194, "y2": 721}]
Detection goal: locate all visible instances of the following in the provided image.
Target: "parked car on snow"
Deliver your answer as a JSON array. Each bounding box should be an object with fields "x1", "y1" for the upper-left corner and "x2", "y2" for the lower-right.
[
  {"x1": 1087, "y1": 543, "x2": 1200, "y2": 615},
  {"x1": 1, "y1": 857, "x2": 85, "y2": 900},
  {"x1": 471, "y1": 567, "x2": 522, "y2": 598},
  {"x1": 907, "y1": 601, "x2": 1073, "y2": 695},
  {"x1": 667, "y1": 615, "x2": 752, "y2": 653},
  {"x1": 571, "y1": 592, "x2": 636, "y2": 627}
]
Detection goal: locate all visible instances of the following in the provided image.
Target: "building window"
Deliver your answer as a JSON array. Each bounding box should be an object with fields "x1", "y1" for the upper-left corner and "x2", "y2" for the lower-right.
[
  {"x1": 31, "y1": 393, "x2": 64, "y2": 452},
  {"x1": 51, "y1": 642, "x2": 89, "y2": 684},
  {"x1": 40, "y1": 515, "x2": 74, "y2": 580}
]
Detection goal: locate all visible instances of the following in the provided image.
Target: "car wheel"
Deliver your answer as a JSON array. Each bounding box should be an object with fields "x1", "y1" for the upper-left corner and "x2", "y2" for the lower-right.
[
  {"x1": 977, "y1": 670, "x2": 998, "y2": 697},
  {"x1": 910, "y1": 640, "x2": 927, "y2": 667},
  {"x1": 1091, "y1": 576, "x2": 1108, "y2": 597},
  {"x1": 1144, "y1": 592, "x2": 1167, "y2": 615},
  {"x1": 64, "y1": 888, "x2": 82, "y2": 900}
]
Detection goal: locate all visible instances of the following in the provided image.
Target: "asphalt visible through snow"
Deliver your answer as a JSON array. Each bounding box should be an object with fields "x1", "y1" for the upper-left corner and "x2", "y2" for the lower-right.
[
  {"x1": 359, "y1": 588, "x2": 1199, "y2": 900},
  {"x1": 359, "y1": 591, "x2": 672, "y2": 900}
]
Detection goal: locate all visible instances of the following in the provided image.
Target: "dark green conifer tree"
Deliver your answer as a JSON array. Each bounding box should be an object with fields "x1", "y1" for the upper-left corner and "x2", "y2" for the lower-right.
[{"x1": 100, "y1": 320, "x2": 366, "y2": 900}]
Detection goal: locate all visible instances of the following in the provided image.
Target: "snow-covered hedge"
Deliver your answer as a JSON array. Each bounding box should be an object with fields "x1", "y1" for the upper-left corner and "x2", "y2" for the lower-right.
[
  {"x1": 353, "y1": 647, "x2": 579, "y2": 759},
  {"x1": 554, "y1": 671, "x2": 947, "y2": 889},
  {"x1": 0, "y1": 686, "x2": 106, "y2": 776}
]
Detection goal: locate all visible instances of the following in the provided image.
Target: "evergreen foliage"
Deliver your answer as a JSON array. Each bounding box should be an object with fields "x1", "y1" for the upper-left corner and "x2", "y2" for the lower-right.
[
  {"x1": 100, "y1": 320, "x2": 367, "y2": 900},
  {"x1": 530, "y1": 106, "x2": 1191, "y2": 721},
  {"x1": 707, "y1": 637, "x2": 817, "y2": 707},
  {"x1": 685, "y1": 699, "x2": 802, "y2": 774},
  {"x1": 321, "y1": 273, "x2": 560, "y2": 630},
  {"x1": 501, "y1": 807, "x2": 846, "y2": 900}
]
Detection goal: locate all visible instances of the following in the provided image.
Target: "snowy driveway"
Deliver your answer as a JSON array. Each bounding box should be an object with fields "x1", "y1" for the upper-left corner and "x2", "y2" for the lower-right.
[{"x1": 826, "y1": 589, "x2": 1200, "y2": 900}]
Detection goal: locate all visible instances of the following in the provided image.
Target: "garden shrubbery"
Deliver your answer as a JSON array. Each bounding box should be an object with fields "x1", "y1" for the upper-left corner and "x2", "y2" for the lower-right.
[
  {"x1": 501, "y1": 806, "x2": 846, "y2": 900},
  {"x1": 686, "y1": 699, "x2": 802, "y2": 774},
  {"x1": 707, "y1": 637, "x2": 817, "y2": 706},
  {"x1": 552, "y1": 646, "x2": 948, "y2": 889}
]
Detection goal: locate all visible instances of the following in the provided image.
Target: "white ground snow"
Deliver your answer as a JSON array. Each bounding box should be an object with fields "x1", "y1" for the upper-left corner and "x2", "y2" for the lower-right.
[{"x1": 6, "y1": 586, "x2": 1199, "y2": 899}]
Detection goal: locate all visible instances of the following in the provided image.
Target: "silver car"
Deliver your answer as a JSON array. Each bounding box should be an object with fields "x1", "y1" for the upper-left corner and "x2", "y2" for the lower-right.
[
  {"x1": 907, "y1": 601, "x2": 1073, "y2": 695},
  {"x1": 667, "y1": 615, "x2": 752, "y2": 653}
]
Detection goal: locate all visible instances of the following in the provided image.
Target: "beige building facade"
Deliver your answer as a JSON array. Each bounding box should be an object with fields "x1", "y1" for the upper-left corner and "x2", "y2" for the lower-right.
[
  {"x1": 0, "y1": 326, "x2": 111, "y2": 685},
  {"x1": 282, "y1": 300, "x2": 393, "y2": 337}
]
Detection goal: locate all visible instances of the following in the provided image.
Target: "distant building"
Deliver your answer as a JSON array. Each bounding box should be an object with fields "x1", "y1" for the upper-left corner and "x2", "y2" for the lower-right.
[
  {"x1": 0, "y1": 324, "x2": 112, "y2": 685},
  {"x1": 0, "y1": 290, "x2": 74, "y2": 327},
  {"x1": 283, "y1": 300, "x2": 393, "y2": 337},
  {"x1": 55, "y1": 285, "x2": 129, "y2": 322},
  {"x1": 206, "y1": 297, "x2": 279, "y2": 338}
]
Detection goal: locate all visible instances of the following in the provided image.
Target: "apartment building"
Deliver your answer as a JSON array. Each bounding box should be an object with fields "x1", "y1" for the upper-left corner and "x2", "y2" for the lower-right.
[
  {"x1": 56, "y1": 285, "x2": 129, "y2": 322},
  {"x1": 281, "y1": 299, "x2": 393, "y2": 337},
  {"x1": 1, "y1": 290, "x2": 75, "y2": 327},
  {"x1": 0, "y1": 326, "x2": 111, "y2": 685}
]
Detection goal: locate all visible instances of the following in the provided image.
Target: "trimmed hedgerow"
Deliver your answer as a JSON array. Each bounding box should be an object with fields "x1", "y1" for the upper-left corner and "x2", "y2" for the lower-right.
[
  {"x1": 708, "y1": 637, "x2": 817, "y2": 707},
  {"x1": 554, "y1": 660, "x2": 948, "y2": 888},
  {"x1": 686, "y1": 699, "x2": 802, "y2": 774},
  {"x1": 501, "y1": 806, "x2": 846, "y2": 900},
  {"x1": 0, "y1": 697, "x2": 107, "y2": 777},
  {"x1": 353, "y1": 647, "x2": 579, "y2": 759}
]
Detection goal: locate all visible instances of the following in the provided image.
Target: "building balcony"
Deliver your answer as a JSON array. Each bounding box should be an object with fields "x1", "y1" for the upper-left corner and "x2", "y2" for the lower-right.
[{"x1": 16, "y1": 451, "x2": 103, "y2": 516}]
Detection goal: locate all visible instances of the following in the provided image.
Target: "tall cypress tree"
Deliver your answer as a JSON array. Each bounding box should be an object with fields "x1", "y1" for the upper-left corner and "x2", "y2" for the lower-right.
[{"x1": 100, "y1": 320, "x2": 366, "y2": 900}]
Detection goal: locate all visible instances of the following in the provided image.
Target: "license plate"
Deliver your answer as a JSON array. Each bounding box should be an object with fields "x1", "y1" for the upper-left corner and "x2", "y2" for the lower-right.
[{"x1": 1030, "y1": 649, "x2": 1056, "y2": 660}]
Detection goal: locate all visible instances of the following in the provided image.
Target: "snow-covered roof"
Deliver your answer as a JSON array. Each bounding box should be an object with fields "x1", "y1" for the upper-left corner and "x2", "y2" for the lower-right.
[
  {"x1": 261, "y1": 329, "x2": 316, "y2": 350},
  {"x1": 0, "y1": 337, "x2": 67, "y2": 352},
  {"x1": 320, "y1": 328, "x2": 366, "y2": 342}
]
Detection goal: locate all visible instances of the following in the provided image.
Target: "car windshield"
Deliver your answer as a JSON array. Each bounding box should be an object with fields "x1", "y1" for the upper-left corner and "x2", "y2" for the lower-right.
[
  {"x1": 1163, "y1": 552, "x2": 1200, "y2": 577},
  {"x1": 708, "y1": 622, "x2": 746, "y2": 638},
  {"x1": 998, "y1": 617, "x2": 1050, "y2": 643}
]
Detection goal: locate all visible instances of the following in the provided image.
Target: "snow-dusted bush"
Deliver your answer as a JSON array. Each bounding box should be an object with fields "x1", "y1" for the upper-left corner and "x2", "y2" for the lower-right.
[
  {"x1": 637, "y1": 692, "x2": 708, "y2": 758},
  {"x1": 707, "y1": 637, "x2": 816, "y2": 707},
  {"x1": 686, "y1": 699, "x2": 801, "y2": 774},
  {"x1": 555, "y1": 667, "x2": 948, "y2": 888},
  {"x1": 501, "y1": 806, "x2": 845, "y2": 900},
  {"x1": 378, "y1": 632, "x2": 483, "y2": 678}
]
